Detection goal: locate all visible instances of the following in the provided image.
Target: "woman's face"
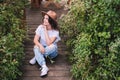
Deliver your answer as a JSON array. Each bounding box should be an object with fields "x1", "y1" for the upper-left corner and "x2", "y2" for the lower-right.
[
  {"x1": 43, "y1": 15, "x2": 50, "y2": 26},
  {"x1": 43, "y1": 15, "x2": 51, "y2": 30}
]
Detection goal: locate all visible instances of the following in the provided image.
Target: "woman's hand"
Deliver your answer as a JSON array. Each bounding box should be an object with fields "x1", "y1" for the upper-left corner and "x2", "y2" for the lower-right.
[
  {"x1": 34, "y1": 34, "x2": 45, "y2": 54},
  {"x1": 39, "y1": 45, "x2": 45, "y2": 54},
  {"x1": 43, "y1": 24, "x2": 47, "y2": 31}
]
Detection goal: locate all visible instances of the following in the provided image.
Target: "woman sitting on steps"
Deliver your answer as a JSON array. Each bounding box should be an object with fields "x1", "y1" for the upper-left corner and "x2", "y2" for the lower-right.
[{"x1": 29, "y1": 10, "x2": 61, "y2": 77}]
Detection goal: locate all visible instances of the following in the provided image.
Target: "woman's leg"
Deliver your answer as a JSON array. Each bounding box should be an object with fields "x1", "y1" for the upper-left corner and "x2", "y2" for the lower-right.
[
  {"x1": 30, "y1": 44, "x2": 58, "y2": 77},
  {"x1": 30, "y1": 44, "x2": 58, "y2": 65},
  {"x1": 33, "y1": 45, "x2": 46, "y2": 66},
  {"x1": 33, "y1": 45, "x2": 49, "y2": 77},
  {"x1": 44, "y1": 44, "x2": 58, "y2": 59}
]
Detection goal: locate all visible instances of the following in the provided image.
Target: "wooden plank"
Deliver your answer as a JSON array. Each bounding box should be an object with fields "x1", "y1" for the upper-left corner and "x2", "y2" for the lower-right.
[
  {"x1": 23, "y1": 70, "x2": 71, "y2": 77},
  {"x1": 22, "y1": 76, "x2": 72, "y2": 80},
  {"x1": 21, "y1": 64, "x2": 71, "y2": 71}
]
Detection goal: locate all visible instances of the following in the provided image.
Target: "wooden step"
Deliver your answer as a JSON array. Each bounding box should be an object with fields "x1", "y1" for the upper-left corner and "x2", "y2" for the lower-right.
[{"x1": 21, "y1": 5, "x2": 73, "y2": 80}]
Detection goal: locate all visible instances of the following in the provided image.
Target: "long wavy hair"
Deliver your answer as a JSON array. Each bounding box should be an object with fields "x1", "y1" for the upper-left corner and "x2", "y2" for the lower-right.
[{"x1": 48, "y1": 16, "x2": 60, "y2": 31}]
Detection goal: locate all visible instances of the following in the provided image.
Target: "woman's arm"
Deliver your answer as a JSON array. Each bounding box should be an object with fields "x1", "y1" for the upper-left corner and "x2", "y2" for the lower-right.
[
  {"x1": 44, "y1": 26, "x2": 57, "y2": 46},
  {"x1": 33, "y1": 34, "x2": 45, "y2": 53}
]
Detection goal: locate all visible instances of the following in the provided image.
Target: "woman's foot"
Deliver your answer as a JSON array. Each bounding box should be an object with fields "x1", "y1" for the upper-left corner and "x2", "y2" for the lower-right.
[
  {"x1": 40, "y1": 65, "x2": 49, "y2": 77},
  {"x1": 29, "y1": 57, "x2": 36, "y2": 65}
]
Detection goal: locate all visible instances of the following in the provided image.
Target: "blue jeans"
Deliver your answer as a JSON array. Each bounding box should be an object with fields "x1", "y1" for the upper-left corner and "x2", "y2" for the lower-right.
[{"x1": 33, "y1": 44, "x2": 58, "y2": 66}]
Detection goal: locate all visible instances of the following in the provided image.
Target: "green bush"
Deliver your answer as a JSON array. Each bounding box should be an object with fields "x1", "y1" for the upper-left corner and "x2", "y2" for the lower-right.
[
  {"x1": 0, "y1": 34, "x2": 24, "y2": 80},
  {"x1": 60, "y1": 0, "x2": 120, "y2": 80},
  {"x1": 0, "y1": 0, "x2": 28, "y2": 36},
  {"x1": 0, "y1": 0, "x2": 28, "y2": 80}
]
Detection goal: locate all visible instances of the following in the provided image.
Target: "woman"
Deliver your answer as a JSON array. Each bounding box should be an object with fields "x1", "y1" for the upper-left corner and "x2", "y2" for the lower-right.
[{"x1": 29, "y1": 10, "x2": 60, "y2": 77}]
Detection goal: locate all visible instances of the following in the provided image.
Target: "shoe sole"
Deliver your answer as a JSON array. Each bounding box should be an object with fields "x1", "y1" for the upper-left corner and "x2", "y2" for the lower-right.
[
  {"x1": 40, "y1": 69, "x2": 49, "y2": 78},
  {"x1": 40, "y1": 74, "x2": 48, "y2": 78}
]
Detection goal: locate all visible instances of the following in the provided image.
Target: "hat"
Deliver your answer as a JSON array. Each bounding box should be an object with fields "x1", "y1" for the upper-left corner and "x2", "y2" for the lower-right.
[{"x1": 41, "y1": 10, "x2": 57, "y2": 21}]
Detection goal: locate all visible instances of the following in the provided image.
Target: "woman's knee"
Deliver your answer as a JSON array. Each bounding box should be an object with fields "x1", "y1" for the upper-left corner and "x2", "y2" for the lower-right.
[
  {"x1": 33, "y1": 45, "x2": 40, "y2": 51},
  {"x1": 34, "y1": 45, "x2": 39, "y2": 49},
  {"x1": 45, "y1": 44, "x2": 57, "y2": 54},
  {"x1": 48, "y1": 44, "x2": 56, "y2": 49}
]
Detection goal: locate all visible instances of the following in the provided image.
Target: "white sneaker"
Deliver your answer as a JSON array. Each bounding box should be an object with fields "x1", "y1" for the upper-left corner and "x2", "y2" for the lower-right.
[
  {"x1": 29, "y1": 57, "x2": 36, "y2": 65},
  {"x1": 40, "y1": 66, "x2": 49, "y2": 77}
]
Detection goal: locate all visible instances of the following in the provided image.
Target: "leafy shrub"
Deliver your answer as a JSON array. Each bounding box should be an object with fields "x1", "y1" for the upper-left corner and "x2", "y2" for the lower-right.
[
  {"x1": 0, "y1": 0, "x2": 28, "y2": 80},
  {"x1": 0, "y1": 0, "x2": 28, "y2": 36},
  {"x1": 60, "y1": 0, "x2": 120, "y2": 80},
  {"x1": 0, "y1": 34, "x2": 24, "y2": 80}
]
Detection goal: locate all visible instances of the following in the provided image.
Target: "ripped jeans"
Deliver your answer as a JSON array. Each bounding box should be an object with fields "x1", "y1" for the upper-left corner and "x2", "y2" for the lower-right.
[{"x1": 33, "y1": 44, "x2": 58, "y2": 66}]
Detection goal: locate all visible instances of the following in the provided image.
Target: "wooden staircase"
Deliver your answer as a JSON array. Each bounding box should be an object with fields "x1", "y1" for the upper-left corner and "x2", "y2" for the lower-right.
[{"x1": 21, "y1": 5, "x2": 73, "y2": 80}]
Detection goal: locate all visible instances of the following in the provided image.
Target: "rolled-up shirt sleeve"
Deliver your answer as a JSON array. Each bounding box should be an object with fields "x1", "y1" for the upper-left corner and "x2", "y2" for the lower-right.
[
  {"x1": 35, "y1": 25, "x2": 42, "y2": 36},
  {"x1": 51, "y1": 31, "x2": 61, "y2": 43}
]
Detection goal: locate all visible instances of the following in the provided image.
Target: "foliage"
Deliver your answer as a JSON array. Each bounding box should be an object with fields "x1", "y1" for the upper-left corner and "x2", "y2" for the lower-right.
[
  {"x1": 60, "y1": 0, "x2": 120, "y2": 80},
  {"x1": 59, "y1": 0, "x2": 85, "y2": 48},
  {"x1": 55, "y1": 0, "x2": 61, "y2": 3},
  {"x1": 0, "y1": 0, "x2": 28, "y2": 36},
  {"x1": 0, "y1": 0, "x2": 28, "y2": 80},
  {"x1": 0, "y1": 34, "x2": 24, "y2": 80}
]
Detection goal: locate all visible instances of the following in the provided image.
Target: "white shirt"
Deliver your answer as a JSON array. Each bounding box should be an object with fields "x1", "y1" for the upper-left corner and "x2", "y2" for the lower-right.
[{"x1": 35, "y1": 25, "x2": 61, "y2": 46}]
